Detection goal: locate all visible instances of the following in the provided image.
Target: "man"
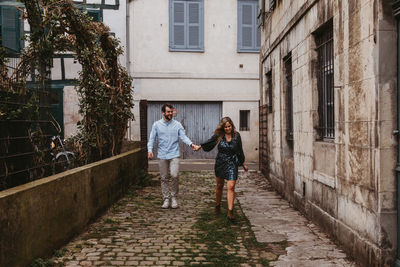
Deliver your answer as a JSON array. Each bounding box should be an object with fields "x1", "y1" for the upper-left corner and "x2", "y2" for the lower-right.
[{"x1": 148, "y1": 103, "x2": 200, "y2": 209}]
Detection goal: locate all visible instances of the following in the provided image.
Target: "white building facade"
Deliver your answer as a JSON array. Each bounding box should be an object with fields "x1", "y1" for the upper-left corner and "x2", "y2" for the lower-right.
[{"x1": 128, "y1": 0, "x2": 260, "y2": 161}]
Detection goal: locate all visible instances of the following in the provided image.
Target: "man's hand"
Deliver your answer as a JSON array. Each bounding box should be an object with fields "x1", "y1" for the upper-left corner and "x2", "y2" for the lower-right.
[
  {"x1": 147, "y1": 152, "x2": 153, "y2": 160},
  {"x1": 191, "y1": 144, "x2": 201, "y2": 151}
]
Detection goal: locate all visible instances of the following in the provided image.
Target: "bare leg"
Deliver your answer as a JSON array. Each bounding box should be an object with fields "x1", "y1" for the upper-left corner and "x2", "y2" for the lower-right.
[
  {"x1": 227, "y1": 180, "x2": 236, "y2": 211},
  {"x1": 215, "y1": 177, "x2": 225, "y2": 206}
]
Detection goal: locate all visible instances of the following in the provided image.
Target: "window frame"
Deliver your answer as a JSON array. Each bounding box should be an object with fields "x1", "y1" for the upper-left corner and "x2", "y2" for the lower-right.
[
  {"x1": 239, "y1": 110, "x2": 250, "y2": 131},
  {"x1": 169, "y1": 0, "x2": 204, "y2": 52},
  {"x1": 283, "y1": 53, "x2": 293, "y2": 141},
  {"x1": 237, "y1": 0, "x2": 260, "y2": 53}
]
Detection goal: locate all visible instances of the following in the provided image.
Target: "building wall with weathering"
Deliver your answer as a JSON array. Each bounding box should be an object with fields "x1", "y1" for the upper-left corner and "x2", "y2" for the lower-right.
[
  {"x1": 259, "y1": 0, "x2": 397, "y2": 265},
  {"x1": 129, "y1": 0, "x2": 260, "y2": 161}
]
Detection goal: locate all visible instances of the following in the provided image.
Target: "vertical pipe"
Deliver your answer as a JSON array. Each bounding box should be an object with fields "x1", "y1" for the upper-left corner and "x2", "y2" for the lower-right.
[{"x1": 396, "y1": 17, "x2": 400, "y2": 267}]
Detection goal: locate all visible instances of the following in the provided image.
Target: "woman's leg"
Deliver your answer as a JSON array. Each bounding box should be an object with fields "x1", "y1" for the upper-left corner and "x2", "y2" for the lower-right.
[
  {"x1": 215, "y1": 177, "x2": 225, "y2": 206},
  {"x1": 227, "y1": 180, "x2": 236, "y2": 211}
]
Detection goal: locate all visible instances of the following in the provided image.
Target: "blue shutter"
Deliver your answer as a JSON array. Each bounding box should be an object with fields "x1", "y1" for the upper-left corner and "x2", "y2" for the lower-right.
[
  {"x1": 170, "y1": 0, "x2": 185, "y2": 49},
  {"x1": 187, "y1": 2, "x2": 200, "y2": 48},
  {"x1": 238, "y1": 0, "x2": 260, "y2": 52},
  {"x1": 169, "y1": 0, "x2": 203, "y2": 51},
  {"x1": 1, "y1": 7, "x2": 20, "y2": 52}
]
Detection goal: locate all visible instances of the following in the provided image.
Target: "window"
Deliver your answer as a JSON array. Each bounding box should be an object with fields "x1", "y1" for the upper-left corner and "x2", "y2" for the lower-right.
[
  {"x1": 240, "y1": 110, "x2": 250, "y2": 131},
  {"x1": 238, "y1": 0, "x2": 260, "y2": 52},
  {"x1": 0, "y1": 6, "x2": 22, "y2": 53},
  {"x1": 87, "y1": 10, "x2": 102, "y2": 22},
  {"x1": 315, "y1": 21, "x2": 334, "y2": 139},
  {"x1": 266, "y1": 71, "x2": 272, "y2": 112},
  {"x1": 169, "y1": 0, "x2": 204, "y2": 52},
  {"x1": 284, "y1": 53, "x2": 293, "y2": 141}
]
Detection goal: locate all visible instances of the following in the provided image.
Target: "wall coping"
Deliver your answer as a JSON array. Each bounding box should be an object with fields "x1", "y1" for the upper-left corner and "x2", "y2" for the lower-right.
[{"x1": 0, "y1": 148, "x2": 142, "y2": 198}]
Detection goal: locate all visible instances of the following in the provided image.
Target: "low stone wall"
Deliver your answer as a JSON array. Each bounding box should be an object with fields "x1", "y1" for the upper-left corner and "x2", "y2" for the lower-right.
[{"x1": 0, "y1": 148, "x2": 147, "y2": 267}]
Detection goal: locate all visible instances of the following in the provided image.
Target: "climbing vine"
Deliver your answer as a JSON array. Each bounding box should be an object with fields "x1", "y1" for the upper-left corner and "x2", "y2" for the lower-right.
[{"x1": 5, "y1": 0, "x2": 134, "y2": 164}]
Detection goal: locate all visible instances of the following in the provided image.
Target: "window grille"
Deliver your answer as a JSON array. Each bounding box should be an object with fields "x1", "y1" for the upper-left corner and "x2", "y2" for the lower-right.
[
  {"x1": 240, "y1": 110, "x2": 250, "y2": 131},
  {"x1": 284, "y1": 53, "x2": 293, "y2": 141},
  {"x1": 316, "y1": 22, "x2": 334, "y2": 139},
  {"x1": 266, "y1": 71, "x2": 272, "y2": 113}
]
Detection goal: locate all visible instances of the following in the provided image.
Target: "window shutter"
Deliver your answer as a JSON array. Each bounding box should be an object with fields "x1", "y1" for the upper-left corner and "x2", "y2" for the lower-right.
[
  {"x1": 170, "y1": 1, "x2": 186, "y2": 49},
  {"x1": 187, "y1": 2, "x2": 200, "y2": 48},
  {"x1": 169, "y1": 0, "x2": 203, "y2": 51},
  {"x1": 256, "y1": 3, "x2": 261, "y2": 49},
  {"x1": 2, "y1": 7, "x2": 20, "y2": 52},
  {"x1": 240, "y1": 3, "x2": 254, "y2": 49}
]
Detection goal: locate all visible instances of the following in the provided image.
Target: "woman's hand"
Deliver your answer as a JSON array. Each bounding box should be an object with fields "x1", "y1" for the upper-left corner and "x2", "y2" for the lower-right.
[{"x1": 243, "y1": 164, "x2": 248, "y2": 172}]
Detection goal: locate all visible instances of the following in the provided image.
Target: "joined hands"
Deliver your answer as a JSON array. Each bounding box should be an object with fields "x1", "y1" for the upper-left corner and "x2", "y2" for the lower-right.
[{"x1": 191, "y1": 144, "x2": 201, "y2": 151}]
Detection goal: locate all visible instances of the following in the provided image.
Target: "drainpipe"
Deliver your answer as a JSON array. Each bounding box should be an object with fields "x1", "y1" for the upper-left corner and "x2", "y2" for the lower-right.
[
  {"x1": 126, "y1": 0, "x2": 132, "y2": 139},
  {"x1": 394, "y1": 1, "x2": 400, "y2": 266},
  {"x1": 126, "y1": 0, "x2": 131, "y2": 75}
]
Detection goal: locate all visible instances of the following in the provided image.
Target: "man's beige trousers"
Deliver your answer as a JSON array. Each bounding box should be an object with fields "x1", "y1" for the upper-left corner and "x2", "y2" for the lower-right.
[{"x1": 159, "y1": 158, "x2": 180, "y2": 200}]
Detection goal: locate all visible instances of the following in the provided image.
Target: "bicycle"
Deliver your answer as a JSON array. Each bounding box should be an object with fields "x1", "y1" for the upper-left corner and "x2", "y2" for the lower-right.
[{"x1": 49, "y1": 114, "x2": 74, "y2": 173}]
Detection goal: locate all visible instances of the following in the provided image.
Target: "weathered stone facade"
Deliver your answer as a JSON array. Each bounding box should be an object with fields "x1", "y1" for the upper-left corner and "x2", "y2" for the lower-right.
[{"x1": 259, "y1": 0, "x2": 397, "y2": 265}]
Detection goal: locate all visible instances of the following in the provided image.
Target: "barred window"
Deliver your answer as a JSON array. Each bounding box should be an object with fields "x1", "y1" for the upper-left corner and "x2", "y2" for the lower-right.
[
  {"x1": 315, "y1": 21, "x2": 334, "y2": 139},
  {"x1": 240, "y1": 110, "x2": 250, "y2": 131},
  {"x1": 284, "y1": 53, "x2": 293, "y2": 141},
  {"x1": 266, "y1": 71, "x2": 272, "y2": 113}
]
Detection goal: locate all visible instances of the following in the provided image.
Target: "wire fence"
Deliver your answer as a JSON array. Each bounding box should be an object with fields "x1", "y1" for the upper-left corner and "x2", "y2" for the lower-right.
[{"x1": 0, "y1": 78, "x2": 60, "y2": 190}]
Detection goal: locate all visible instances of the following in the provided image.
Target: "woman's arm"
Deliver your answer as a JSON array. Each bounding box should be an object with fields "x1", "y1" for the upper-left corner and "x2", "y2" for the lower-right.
[
  {"x1": 201, "y1": 135, "x2": 218, "y2": 152},
  {"x1": 236, "y1": 133, "x2": 247, "y2": 171}
]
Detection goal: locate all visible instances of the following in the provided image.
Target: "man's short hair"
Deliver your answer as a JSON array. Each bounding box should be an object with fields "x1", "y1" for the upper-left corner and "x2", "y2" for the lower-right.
[{"x1": 162, "y1": 103, "x2": 174, "y2": 112}]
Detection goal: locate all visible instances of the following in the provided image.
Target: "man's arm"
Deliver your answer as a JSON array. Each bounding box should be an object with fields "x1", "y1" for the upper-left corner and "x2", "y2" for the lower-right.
[
  {"x1": 147, "y1": 123, "x2": 157, "y2": 159},
  {"x1": 177, "y1": 125, "x2": 193, "y2": 148}
]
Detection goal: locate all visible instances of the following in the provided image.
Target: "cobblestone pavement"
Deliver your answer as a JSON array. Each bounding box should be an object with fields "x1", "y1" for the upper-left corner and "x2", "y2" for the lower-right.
[
  {"x1": 236, "y1": 172, "x2": 357, "y2": 267},
  {"x1": 47, "y1": 171, "x2": 356, "y2": 267}
]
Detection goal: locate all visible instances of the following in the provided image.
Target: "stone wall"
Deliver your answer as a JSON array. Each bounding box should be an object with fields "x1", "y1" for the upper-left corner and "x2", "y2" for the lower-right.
[
  {"x1": 259, "y1": 0, "x2": 397, "y2": 265},
  {"x1": 0, "y1": 148, "x2": 147, "y2": 267}
]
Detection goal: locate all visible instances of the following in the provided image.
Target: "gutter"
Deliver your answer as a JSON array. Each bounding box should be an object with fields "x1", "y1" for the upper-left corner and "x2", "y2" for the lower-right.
[{"x1": 393, "y1": 1, "x2": 400, "y2": 266}]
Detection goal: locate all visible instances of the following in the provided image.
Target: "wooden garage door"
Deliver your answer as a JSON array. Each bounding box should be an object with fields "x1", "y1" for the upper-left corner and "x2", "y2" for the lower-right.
[{"x1": 147, "y1": 102, "x2": 221, "y2": 159}]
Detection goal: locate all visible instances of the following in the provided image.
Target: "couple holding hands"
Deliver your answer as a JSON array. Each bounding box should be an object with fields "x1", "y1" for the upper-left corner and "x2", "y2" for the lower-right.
[{"x1": 147, "y1": 103, "x2": 248, "y2": 219}]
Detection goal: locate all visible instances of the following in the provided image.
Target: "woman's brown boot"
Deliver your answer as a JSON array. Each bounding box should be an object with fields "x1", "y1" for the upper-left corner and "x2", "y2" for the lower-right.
[
  {"x1": 214, "y1": 204, "x2": 221, "y2": 215},
  {"x1": 227, "y1": 209, "x2": 234, "y2": 220}
]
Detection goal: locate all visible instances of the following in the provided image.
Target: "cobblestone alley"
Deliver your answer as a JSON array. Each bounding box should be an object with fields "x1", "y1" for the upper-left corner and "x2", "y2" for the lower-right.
[{"x1": 46, "y1": 171, "x2": 357, "y2": 267}]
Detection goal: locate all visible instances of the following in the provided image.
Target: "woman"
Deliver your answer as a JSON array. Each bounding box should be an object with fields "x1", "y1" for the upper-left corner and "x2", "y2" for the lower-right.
[{"x1": 198, "y1": 117, "x2": 248, "y2": 220}]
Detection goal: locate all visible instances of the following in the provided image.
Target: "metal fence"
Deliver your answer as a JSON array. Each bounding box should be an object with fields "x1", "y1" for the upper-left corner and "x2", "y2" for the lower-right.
[{"x1": 0, "y1": 81, "x2": 57, "y2": 190}]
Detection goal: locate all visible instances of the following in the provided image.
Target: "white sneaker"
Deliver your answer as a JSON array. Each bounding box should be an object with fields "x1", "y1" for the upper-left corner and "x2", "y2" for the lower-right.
[
  {"x1": 171, "y1": 197, "x2": 178, "y2": 209},
  {"x1": 161, "y1": 198, "x2": 170, "y2": 209}
]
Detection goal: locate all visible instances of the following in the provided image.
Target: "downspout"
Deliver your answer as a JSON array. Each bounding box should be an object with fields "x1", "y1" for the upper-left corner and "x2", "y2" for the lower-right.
[
  {"x1": 126, "y1": 0, "x2": 132, "y2": 140},
  {"x1": 126, "y1": 0, "x2": 131, "y2": 75},
  {"x1": 394, "y1": 1, "x2": 400, "y2": 266}
]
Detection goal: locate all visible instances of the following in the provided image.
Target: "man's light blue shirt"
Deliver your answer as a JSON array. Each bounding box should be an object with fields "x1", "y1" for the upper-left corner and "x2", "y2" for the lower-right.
[{"x1": 147, "y1": 118, "x2": 193, "y2": 160}]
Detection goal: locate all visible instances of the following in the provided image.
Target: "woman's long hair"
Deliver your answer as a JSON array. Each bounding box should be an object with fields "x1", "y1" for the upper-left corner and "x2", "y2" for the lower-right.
[{"x1": 214, "y1": 117, "x2": 236, "y2": 143}]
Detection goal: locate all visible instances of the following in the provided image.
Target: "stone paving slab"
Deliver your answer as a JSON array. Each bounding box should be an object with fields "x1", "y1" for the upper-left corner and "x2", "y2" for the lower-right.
[
  {"x1": 43, "y1": 170, "x2": 357, "y2": 267},
  {"x1": 236, "y1": 172, "x2": 357, "y2": 267}
]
